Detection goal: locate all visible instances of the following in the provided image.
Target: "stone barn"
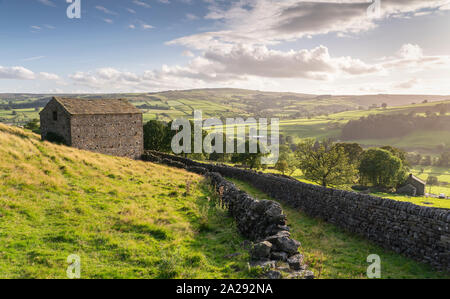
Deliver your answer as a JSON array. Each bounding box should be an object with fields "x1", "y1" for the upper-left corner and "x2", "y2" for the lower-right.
[
  {"x1": 40, "y1": 97, "x2": 143, "y2": 159},
  {"x1": 406, "y1": 174, "x2": 426, "y2": 196}
]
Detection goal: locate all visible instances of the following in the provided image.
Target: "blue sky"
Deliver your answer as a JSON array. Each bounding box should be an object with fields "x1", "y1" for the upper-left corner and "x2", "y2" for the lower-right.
[{"x1": 0, "y1": 0, "x2": 450, "y2": 94}]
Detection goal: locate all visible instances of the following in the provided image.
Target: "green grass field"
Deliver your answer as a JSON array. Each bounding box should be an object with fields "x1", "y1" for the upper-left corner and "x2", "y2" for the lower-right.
[
  {"x1": 276, "y1": 102, "x2": 450, "y2": 150},
  {"x1": 0, "y1": 124, "x2": 253, "y2": 279},
  {"x1": 228, "y1": 179, "x2": 450, "y2": 279},
  {"x1": 261, "y1": 168, "x2": 450, "y2": 209}
]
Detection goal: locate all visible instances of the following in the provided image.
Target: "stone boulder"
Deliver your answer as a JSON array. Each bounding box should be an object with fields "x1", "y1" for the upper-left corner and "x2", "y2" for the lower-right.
[
  {"x1": 287, "y1": 254, "x2": 304, "y2": 270},
  {"x1": 251, "y1": 241, "x2": 272, "y2": 260}
]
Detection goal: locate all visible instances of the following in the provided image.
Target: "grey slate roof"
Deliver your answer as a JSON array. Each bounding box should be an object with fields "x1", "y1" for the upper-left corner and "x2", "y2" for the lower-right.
[
  {"x1": 409, "y1": 174, "x2": 426, "y2": 185},
  {"x1": 52, "y1": 97, "x2": 142, "y2": 115}
]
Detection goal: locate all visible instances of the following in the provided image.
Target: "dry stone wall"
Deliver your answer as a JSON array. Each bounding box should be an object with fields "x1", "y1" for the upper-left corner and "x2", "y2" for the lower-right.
[
  {"x1": 143, "y1": 151, "x2": 450, "y2": 272},
  {"x1": 143, "y1": 151, "x2": 313, "y2": 278}
]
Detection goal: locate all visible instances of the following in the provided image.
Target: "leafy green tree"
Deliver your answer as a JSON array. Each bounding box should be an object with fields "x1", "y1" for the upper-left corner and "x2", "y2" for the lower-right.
[
  {"x1": 295, "y1": 139, "x2": 357, "y2": 187},
  {"x1": 231, "y1": 140, "x2": 267, "y2": 170},
  {"x1": 24, "y1": 119, "x2": 40, "y2": 134},
  {"x1": 359, "y1": 148, "x2": 405, "y2": 188},
  {"x1": 437, "y1": 151, "x2": 450, "y2": 167},
  {"x1": 275, "y1": 160, "x2": 289, "y2": 175},
  {"x1": 143, "y1": 120, "x2": 168, "y2": 151},
  {"x1": 275, "y1": 145, "x2": 298, "y2": 175},
  {"x1": 381, "y1": 146, "x2": 409, "y2": 167},
  {"x1": 422, "y1": 155, "x2": 432, "y2": 166},
  {"x1": 207, "y1": 133, "x2": 232, "y2": 162},
  {"x1": 335, "y1": 143, "x2": 364, "y2": 165},
  {"x1": 426, "y1": 176, "x2": 439, "y2": 194}
]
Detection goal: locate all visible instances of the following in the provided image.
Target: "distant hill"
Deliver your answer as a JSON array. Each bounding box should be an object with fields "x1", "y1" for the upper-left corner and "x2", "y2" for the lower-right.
[
  {"x1": 277, "y1": 100, "x2": 450, "y2": 153},
  {"x1": 1, "y1": 88, "x2": 448, "y2": 125}
]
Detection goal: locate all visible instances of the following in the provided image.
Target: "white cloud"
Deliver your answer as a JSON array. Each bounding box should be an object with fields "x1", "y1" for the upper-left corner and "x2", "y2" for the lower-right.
[
  {"x1": 182, "y1": 50, "x2": 195, "y2": 57},
  {"x1": 0, "y1": 66, "x2": 35, "y2": 80},
  {"x1": 96, "y1": 6, "x2": 118, "y2": 15},
  {"x1": 169, "y1": 0, "x2": 450, "y2": 50},
  {"x1": 394, "y1": 78, "x2": 420, "y2": 89},
  {"x1": 37, "y1": 0, "x2": 56, "y2": 7},
  {"x1": 398, "y1": 44, "x2": 424, "y2": 59},
  {"x1": 201, "y1": 44, "x2": 382, "y2": 80},
  {"x1": 186, "y1": 13, "x2": 199, "y2": 20},
  {"x1": 0, "y1": 66, "x2": 61, "y2": 82},
  {"x1": 138, "y1": 20, "x2": 154, "y2": 29},
  {"x1": 133, "y1": 0, "x2": 151, "y2": 8},
  {"x1": 65, "y1": 42, "x2": 450, "y2": 93},
  {"x1": 382, "y1": 44, "x2": 450, "y2": 69},
  {"x1": 21, "y1": 56, "x2": 46, "y2": 62},
  {"x1": 38, "y1": 72, "x2": 61, "y2": 81}
]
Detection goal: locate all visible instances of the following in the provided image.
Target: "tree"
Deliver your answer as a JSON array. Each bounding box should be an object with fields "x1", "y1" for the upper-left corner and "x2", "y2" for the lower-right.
[
  {"x1": 381, "y1": 146, "x2": 409, "y2": 168},
  {"x1": 422, "y1": 155, "x2": 432, "y2": 166},
  {"x1": 275, "y1": 160, "x2": 289, "y2": 175},
  {"x1": 335, "y1": 143, "x2": 364, "y2": 165},
  {"x1": 143, "y1": 120, "x2": 168, "y2": 151},
  {"x1": 437, "y1": 151, "x2": 450, "y2": 167},
  {"x1": 382, "y1": 103, "x2": 388, "y2": 109},
  {"x1": 231, "y1": 140, "x2": 267, "y2": 170},
  {"x1": 295, "y1": 139, "x2": 357, "y2": 187},
  {"x1": 407, "y1": 152, "x2": 422, "y2": 166},
  {"x1": 275, "y1": 145, "x2": 298, "y2": 175},
  {"x1": 426, "y1": 176, "x2": 439, "y2": 194},
  {"x1": 359, "y1": 148, "x2": 405, "y2": 188}
]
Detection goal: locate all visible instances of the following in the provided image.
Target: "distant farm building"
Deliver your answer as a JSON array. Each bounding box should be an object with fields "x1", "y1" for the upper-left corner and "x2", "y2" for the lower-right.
[
  {"x1": 407, "y1": 174, "x2": 426, "y2": 196},
  {"x1": 40, "y1": 97, "x2": 143, "y2": 159}
]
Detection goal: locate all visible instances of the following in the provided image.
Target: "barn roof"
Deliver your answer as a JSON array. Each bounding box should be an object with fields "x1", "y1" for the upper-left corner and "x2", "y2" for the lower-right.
[
  {"x1": 52, "y1": 97, "x2": 142, "y2": 115},
  {"x1": 409, "y1": 174, "x2": 426, "y2": 185}
]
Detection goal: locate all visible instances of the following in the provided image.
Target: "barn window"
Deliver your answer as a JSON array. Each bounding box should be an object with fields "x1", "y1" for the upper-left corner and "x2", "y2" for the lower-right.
[{"x1": 52, "y1": 111, "x2": 58, "y2": 121}]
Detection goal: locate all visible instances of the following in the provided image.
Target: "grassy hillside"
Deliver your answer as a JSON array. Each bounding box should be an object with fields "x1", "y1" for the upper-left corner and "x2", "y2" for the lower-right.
[
  {"x1": 229, "y1": 179, "x2": 450, "y2": 279},
  {"x1": 0, "y1": 124, "x2": 252, "y2": 279}
]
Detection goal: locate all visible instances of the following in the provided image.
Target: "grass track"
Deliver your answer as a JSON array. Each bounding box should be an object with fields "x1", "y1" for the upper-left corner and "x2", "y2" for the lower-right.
[{"x1": 228, "y1": 178, "x2": 450, "y2": 279}]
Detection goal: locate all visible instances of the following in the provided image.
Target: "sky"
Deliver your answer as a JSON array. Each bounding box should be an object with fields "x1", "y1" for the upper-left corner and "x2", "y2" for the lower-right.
[{"x1": 0, "y1": 0, "x2": 449, "y2": 94}]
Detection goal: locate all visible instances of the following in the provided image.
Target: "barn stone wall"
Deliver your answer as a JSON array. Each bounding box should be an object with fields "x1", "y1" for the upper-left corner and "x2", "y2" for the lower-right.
[
  {"x1": 143, "y1": 151, "x2": 450, "y2": 272},
  {"x1": 39, "y1": 100, "x2": 72, "y2": 145},
  {"x1": 407, "y1": 175, "x2": 426, "y2": 196},
  {"x1": 71, "y1": 113, "x2": 143, "y2": 159}
]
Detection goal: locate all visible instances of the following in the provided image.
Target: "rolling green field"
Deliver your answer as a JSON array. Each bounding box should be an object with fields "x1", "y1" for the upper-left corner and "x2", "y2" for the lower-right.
[
  {"x1": 2, "y1": 89, "x2": 449, "y2": 126},
  {"x1": 276, "y1": 101, "x2": 450, "y2": 149},
  {"x1": 0, "y1": 124, "x2": 253, "y2": 279},
  {"x1": 229, "y1": 179, "x2": 450, "y2": 279},
  {"x1": 261, "y1": 167, "x2": 450, "y2": 209},
  {"x1": 1, "y1": 90, "x2": 449, "y2": 154}
]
